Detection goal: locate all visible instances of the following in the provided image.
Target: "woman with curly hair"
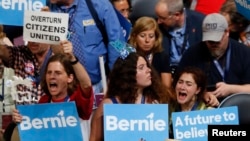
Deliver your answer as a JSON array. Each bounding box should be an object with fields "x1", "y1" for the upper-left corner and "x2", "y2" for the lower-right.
[{"x1": 90, "y1": 48, "x2": 175, "y2": 141}]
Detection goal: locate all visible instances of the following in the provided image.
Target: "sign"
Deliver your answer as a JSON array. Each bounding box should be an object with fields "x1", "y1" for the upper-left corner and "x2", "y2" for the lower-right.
[
  {"x1": 17, "y1": 102, "x2": 83, "y2": 141},
  {"x1": 23, "y1": 10, "x2": 69, "y2": 44},
  {"x1": 172, "y1": 106, "x2": 239, "y2": 141},
  {"x1": 234, "y1": 0, "x2": 250, "y2": 20},
  {"x1": 104, "y1": 104, "x2": 169, "y2": 141},
  {"x1": 8, "y1": 76, "x2": 34, "y2": 104},
  {"x1": 0, "y1": 0, "x2": 46, "y2": 26}
]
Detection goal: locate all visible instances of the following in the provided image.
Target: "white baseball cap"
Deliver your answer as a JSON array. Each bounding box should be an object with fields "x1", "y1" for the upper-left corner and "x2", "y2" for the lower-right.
[{"x1": 202, "y1": 13, "x2": 228, "y2": 42}]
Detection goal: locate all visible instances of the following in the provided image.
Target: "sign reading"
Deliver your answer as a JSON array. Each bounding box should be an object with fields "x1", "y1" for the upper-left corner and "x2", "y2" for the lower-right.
[
  {"x1": 172, "y1": 106, "x2": 239, "y2": 141},
  {"x1": 23, "y1": 10, "x2": 69, "y2": 44},
  {"x1": 104, "y1": 104, "x2": 169, "y2": 141},
  {"x1": 17, "y1": 102, "x2": 83, "y2": 141}
]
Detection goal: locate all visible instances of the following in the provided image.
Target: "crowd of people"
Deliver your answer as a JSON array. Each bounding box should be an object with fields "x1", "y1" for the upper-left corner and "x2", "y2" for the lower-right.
[{"x1": 1, "y1": 0, "x2": 250, "y2": 140}]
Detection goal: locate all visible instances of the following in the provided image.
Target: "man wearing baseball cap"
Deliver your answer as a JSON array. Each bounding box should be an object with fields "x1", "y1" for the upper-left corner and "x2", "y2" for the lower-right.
[{"x1": 177, "y1": 13, "x2": 250, "y2": 106}]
